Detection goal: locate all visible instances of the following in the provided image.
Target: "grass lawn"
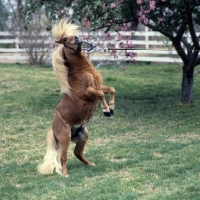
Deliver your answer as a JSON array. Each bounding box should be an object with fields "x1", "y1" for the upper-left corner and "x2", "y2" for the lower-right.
[{"x1": 0, "y1": 62, "x2": 200, "y2": 200}]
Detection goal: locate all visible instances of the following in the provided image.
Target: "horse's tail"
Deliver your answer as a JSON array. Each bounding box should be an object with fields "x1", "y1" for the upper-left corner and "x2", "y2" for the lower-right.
[
  {"x1": 37, "y1": 129, "x2": 62, "y2": 175},
  {"x1": 52, "y1": 46, "x2": 71, "y2": 95}
]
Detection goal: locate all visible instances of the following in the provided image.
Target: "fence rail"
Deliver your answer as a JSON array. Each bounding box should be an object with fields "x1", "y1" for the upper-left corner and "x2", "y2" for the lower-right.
[{"x1": 0, "y1": 28, "x2": 197, "y2": 64}]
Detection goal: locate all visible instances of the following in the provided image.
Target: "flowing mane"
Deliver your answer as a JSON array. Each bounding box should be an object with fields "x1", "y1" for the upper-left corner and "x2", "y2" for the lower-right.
[
  {"x1": 52, "y1": 19, "x2": 79, "y2": 39},
  {"x1": 52, "y1": 19, "x2": 79, "y2": 94},
  {"x1": 52, "y1": 46, "x2": 71, "y2": 94}
]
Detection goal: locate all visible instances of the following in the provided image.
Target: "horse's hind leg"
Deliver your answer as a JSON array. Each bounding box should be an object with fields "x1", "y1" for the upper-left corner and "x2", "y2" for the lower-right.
[
  {"x1": 72, "y1": 126, "x2": 95, "y2": 166},
  {"x1": 53, "y1": 112, "x2": 71, "y2": 177}
]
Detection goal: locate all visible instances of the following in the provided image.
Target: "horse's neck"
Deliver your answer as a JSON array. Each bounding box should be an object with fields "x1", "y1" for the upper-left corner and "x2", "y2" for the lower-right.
[
  {"x1": 64, "y1": 50, "x2": 92, "y2": 72},
  {"x1": 62, "y1": 49, "x2": 103, "y2": 88}
]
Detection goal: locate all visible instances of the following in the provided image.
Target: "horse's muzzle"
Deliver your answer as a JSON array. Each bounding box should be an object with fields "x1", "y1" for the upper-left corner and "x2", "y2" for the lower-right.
[{"x1": 74, "y1": 36, "x2": 82, "y2": 46}]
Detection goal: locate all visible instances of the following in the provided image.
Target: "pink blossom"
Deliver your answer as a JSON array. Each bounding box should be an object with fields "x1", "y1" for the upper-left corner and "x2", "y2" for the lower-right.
[
  {"x1": 127, "y1": 52, "x2": 135, "y2": 57},
  {"x1": 110, "y1": 3, "x2": 116, "y2": 9},
  {"x1": 104, "y1": 32, "x2": 110, "y2": 38},
  {"x1": 82, "y1": 18, "x2": 90, "y2": 27},
  {"x1": 114, "y1": 53, "x2": 118, "y2": 58},
  {"x1": 55, "y1": 5, "x2": 61, "y2": 11},
  {"x1": 144, "y1": 10, "x2": 150, "y2": 14},
  {"x1": 149, "y1": 1, "x2": 156, "y2": 10},
  {"x1": 138, "y1": 15, "x2": 149, "y2": 24},
  {"x1": 128, "y1": 42, "x2": 133, "y2": 48},
  {"x1": 123, "y1": 26, "x2": 128, "y2": 31},
  {"x1": 111, "y1": 50, "x2": 117, "y2": 57},
  {"x1": 143, "y1": 17, "x2": 149, "y2": 24},
  {"x1": 82, "y1": 36, "x2": 89, "y2": 40},
  {"x1": 138, "y1": 11, "x2": 143, "y2": 16},
  {"x1": 131, "y1": 57, "x2": 136, "y2": 62},
  {"x1": 119, "y1": 42, "x2": 124, "y2": 48},
  {"x1": 137, "y1": 0, "x2": 143, "y2": 5},
  {"x1": 117, "y1": 33, "x2": 122, "y2": 41},
  {"x1": 158, "y1": 18, "x2": 163, "y2": 22},
  {"x1": 126, "y1": 44, "x2": 131, "y2": 48}
]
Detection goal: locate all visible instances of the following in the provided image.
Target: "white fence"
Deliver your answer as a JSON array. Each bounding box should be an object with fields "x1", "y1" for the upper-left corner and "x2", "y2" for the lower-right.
[{"x1": 0, "y1": 27, "x2": 193, "y2": 64}]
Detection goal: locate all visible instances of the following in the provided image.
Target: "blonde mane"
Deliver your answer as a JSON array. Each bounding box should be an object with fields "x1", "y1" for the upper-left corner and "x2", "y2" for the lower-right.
[
  {"x1": 52, "y1": 18, "x2": 79, "y2": 39},
  {"x1": 52, "y1": 19, "x2": 80, "y2": 95},
  {"x1": 52, "y1": 46, "x2": 70, "y2": 94}
]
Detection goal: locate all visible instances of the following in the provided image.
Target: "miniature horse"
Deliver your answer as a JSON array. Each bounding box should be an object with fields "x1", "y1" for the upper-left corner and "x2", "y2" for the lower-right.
[{"x1": 37, "y1": 19, "x2": 115, "y2": 177}]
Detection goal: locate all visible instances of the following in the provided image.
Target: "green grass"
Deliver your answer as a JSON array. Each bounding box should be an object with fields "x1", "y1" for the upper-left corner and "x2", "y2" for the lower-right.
[{"x1": 0, "y1": 63, "x2": 200, "y2": 200}]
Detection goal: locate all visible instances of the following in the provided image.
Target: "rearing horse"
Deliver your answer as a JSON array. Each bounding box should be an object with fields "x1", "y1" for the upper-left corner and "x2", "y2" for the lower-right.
[{"x1": 37, "y1": 19, "x2": 115, "y2": 177}]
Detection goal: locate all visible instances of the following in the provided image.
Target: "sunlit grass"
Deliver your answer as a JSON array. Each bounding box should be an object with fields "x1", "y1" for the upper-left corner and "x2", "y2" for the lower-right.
[{"x1": 0, "y1": 63, "x2": 200, "y2": 199}]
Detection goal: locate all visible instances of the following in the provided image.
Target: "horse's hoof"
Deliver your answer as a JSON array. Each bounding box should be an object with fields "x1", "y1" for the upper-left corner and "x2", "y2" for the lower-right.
[
  {"x1": 110, "y1": 109, "x2": 114, "y2": 115},
  {"x1": 88, "y1": 162, "x2": 95, "y2": 166},
  {"x1": 104, "y1": 111, "x2": 112, "y2": 117}
]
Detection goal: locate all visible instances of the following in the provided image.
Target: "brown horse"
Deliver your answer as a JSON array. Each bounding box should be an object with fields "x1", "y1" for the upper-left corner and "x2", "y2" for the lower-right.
[{"x1": 37, "y1": 19, "x2": 115, "y2": 177}]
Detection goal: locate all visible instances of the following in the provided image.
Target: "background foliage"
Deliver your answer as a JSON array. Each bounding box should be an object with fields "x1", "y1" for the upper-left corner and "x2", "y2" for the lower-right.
[{"x1": 19, "y1": 0, "x2": 200, "y2": 103}]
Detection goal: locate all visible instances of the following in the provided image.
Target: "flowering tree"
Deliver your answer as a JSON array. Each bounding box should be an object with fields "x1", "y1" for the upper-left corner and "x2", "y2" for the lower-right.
[{"x1": 23, "y1": 0, "x2": 200, "y2": 103}]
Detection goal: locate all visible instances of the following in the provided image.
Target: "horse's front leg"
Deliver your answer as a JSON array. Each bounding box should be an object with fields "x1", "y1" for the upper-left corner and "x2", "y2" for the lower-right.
[
  {"x1": 86, "y1": 87, "x2": 111, "y2": 117},
  {"x1": 101, "y1": 85, "x2": 115, "y2": 115}
]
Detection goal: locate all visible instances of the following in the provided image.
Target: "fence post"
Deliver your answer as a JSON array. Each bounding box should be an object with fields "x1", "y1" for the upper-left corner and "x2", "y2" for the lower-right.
[
  {"x1": 145, "y1": 26, "x2": 149, "y2": 49},
  {"x1": 15, "y1": 34, "x2": 20, "y2": 63}
]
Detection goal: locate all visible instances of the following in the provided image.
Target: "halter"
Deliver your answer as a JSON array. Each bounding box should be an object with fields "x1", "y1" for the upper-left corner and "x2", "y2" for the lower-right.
[
  {"x1": 63, "y1": 40, "x2": 96, "y2": 52},
  {"x1": 63, "y1": 42, "x2": 78, "y2": 51}
]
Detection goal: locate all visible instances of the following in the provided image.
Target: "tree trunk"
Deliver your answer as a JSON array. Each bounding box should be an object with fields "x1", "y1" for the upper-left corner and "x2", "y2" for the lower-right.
[{"x1": 181, "y1": 65, "x2": 194, "y2": 104}]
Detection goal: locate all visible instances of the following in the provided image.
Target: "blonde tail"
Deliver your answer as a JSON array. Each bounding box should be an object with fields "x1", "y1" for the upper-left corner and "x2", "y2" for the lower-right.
[{"x1": 37, "y1": 129, "x2": 62, "y2": 175}]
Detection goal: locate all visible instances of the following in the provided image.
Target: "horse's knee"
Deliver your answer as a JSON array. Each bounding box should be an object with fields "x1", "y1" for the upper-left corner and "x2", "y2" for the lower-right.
[
  {"x1": 110, "y1": 87, "x2": 116, "y2": 95},
  {"x1": 98, "y1": 90, "x2": 105, "y2": 99}
]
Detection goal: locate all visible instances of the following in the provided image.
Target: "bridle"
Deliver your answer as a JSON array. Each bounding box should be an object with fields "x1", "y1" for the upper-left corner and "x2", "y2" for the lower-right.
[
  {"x1": 63, "y1": 42, "x2": 79, "y2": 51},
  {"x1": 63, "y1": 40, "x2": 96, "y2": 52}
]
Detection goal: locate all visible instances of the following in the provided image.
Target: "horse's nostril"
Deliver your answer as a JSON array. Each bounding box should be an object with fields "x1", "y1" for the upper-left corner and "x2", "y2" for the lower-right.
[{"x1": 74, "y1": 36, "x2": 82, "y2": 46}]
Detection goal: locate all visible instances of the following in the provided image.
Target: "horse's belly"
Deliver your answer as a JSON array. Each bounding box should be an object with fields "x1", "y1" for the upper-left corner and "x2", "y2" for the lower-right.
[{"x1": 56, "y1": 96, "x2": 98, "y2": 125}]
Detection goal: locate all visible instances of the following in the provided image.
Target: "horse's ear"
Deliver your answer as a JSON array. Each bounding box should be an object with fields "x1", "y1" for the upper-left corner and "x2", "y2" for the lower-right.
[{"x1": 55, "y1": 39, "x2": 63, "y2": 44}]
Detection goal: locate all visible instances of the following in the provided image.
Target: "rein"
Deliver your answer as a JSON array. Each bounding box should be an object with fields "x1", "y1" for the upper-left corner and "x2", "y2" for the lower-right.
[{"x1": 82, "y1": 41, "x2": 96, "y2": 51}]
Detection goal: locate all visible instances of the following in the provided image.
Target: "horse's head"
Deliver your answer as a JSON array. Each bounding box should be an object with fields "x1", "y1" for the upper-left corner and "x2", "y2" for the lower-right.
[
  {"x1": 52, "y1": 19, "x2": 82, "y2": 52},
  {"x1": 55, "y1": 34, "x2": 83, "y2": 52}
]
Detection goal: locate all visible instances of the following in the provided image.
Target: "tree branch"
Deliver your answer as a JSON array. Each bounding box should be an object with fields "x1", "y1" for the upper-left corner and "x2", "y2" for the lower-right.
[
  {"x1": 144, "y1": 23, "x2": 174, "y2": 41},
  {"x1": 185, "y1": 0, "x2": 199, "y2": 50}
]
